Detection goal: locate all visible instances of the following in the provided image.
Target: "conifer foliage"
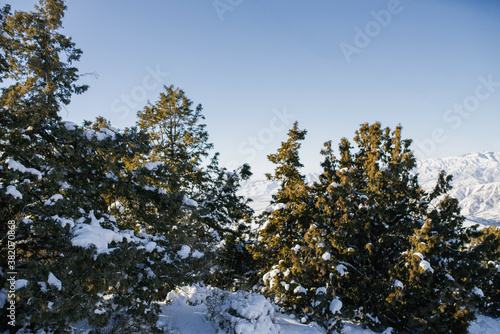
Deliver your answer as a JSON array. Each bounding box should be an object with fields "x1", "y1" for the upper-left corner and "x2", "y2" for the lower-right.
[
  {"x1": 252, "y1": 122, "x2": 499, "y2": 333},
  {"x1": 1, "y1": 1, "x2": 499, "y2": 333},
  {"x1": 1, "y1": 1, "x2": 255, "y2": 331},
  {"x1": 136, "y1": 85, "x2": 255, "y2": 289}
]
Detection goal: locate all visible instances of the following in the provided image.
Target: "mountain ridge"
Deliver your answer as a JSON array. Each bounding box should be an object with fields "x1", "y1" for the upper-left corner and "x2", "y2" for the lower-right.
[{"x1": 239, "y1": 152, "x2": 500, "y2": 226}]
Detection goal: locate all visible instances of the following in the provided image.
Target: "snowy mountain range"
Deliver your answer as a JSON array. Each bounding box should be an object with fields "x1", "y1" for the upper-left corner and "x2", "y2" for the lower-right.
[{"x1": 239, "y1": 152, "x2": 500, "y2": 227}]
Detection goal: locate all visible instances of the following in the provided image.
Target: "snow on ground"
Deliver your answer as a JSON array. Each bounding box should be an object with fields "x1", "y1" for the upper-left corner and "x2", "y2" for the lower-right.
[
  {"x1": 157, "y1": 285, "x2": 500, "y2": 334},
  {"x1": 157, "y1": 285, "x2": 323, "y2": 334},
  {"x1": 469, "y1": 315, "x2": 500, "y2": 334}
]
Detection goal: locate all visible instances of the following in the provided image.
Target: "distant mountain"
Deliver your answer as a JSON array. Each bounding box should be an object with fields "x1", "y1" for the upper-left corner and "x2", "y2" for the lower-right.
[
  {"x1": 417, "y1": 152, "x2": 500, "y2": 226},
  {"x1": 239, "y1": 152, "x2": 500, "y2": 227}
]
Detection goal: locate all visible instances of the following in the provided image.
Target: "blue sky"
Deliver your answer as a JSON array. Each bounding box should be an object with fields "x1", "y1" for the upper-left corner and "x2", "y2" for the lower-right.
[{"x1": 6, "y1": 0, "x2": 500, "y2": 177}]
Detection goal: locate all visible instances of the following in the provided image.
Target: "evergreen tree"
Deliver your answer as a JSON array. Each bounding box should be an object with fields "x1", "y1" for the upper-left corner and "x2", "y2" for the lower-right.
[
  {"x1": 0, "y1": 2, "x2": 174, "y2": 332},
  {"x1": 254, "y1": 122, "x2": 497, "y2": 333},
  {"x1": 250, "y1": 122, "x2": 319, "y2": 321},
  {"x1": 137, "y1": 84, "x2": 212, "y2": 193},
  {"x1": 196, "y1": 153, "x2": 255, "y2": 289},
  {"x1": 470, "y1": 226, "x2": 500, "y2": 317},
  {"x1": 137, "y1": 86, "x2": 255, "y2": 290}
]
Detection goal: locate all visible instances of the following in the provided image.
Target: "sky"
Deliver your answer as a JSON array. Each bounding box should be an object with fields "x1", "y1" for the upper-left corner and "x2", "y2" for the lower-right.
[{"x1": 5, "y1": 0, "x2": 500, "y2": 178}]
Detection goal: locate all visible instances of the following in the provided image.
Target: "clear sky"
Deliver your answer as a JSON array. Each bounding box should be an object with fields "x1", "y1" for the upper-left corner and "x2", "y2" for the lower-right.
[{"x1": 5, "y1": 0, "x2": 500, "y2": 178}]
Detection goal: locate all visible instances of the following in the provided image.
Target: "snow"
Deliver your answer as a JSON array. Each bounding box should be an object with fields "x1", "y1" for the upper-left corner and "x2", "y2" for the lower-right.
[
  {"x1": 63, "y1": 121, "x2": 76, "y2": 130},
  {"x1": 6, "y1": 157, "x2": 43, "y2": 180},
  {"x1": 6, "y1": 185, "x2": 22, "y2": 199},
  {"x1": 472, "y1": 287, "x2": 485, "y2": 298},
  {"x1": 108, "y1": 200, "x2": 125, "y2": 213},
  {"x1": 70, "y1": 211, "x2": 157, "y2": 255},
  {"x1": 71, "y1": 222, "x2": 124, "y2": 252},
  {"x1": 413, "y1": 252, "x2": 424, "y2": 260},
  {"x1": 192, "y1": 249, "x2": 205, "y2": 258},
  {"x1": 38, "y1": 282, "x2": 47, "y2": 292},
  {"x1": 52, "y1": 215, "x2": 75, "y2": 228},
  {"x1": 292, "y1": 244, "x2": 301, "y2": 253},
  {"x1": 336, "y1": 264, "x2": 348, "y2": 276},
  {"x1": 417, "y1": 152, "x2": 500, "y2": 225},
  {"x1": 329, "y1": 298, "x2": 342, "y2": 315},
  {"x1": 15, "y1": 279, "x2": 28, "y2": 290},
  {"x1": 293, "y1": 285, "x2": 307, "y2": 294},
  {"x1": 48, "y1": 272, "x2": 62, "y2": 291},
  {"x1": 44, "y1": 193, "x2": 63, "y2": 206},
  {"x1": 159, "y1": 285, "x2": 324, "y2": 334},
  {"x1": 419, "y1": 260, "x2": 434, "y2": 273},
  {"x1": 183, "y1": 195, "x2": 199, "y2": 208},
  {"x1": 468, "y1": 314, "x2": 500, "y2": 334},
  {"x1": 178, "y1": 245, "x2": 191, "y2": 259},
  {"x1": 321, "y1": 252, "x2": 331, "y2": 261},
  {"x1": 144, "y1": 241, "x2": 157, "y2": 252},
  {"x1": 145, "y1": 161, "x2": 164, "y2": 171},
  {"x1": 274, "y1": 203, "x2": 287, "y2": 211},
  {"x1": 83, "y1": 128, "x2": 116, "y2": 141},
  {"x1": 394, "y1": 280, "x2": 404, "y2": 289},
  {"x1": 262, "y1": 268, "x2": 280, "y2": 288}
]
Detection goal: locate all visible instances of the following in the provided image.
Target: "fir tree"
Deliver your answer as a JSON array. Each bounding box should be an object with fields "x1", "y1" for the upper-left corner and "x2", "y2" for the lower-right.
[
  {"x1": 470, "y1": 226, "x2": 500, "y2": 317},
  {"x1": 254, "y1": 122, "x2": 497, "y2": 333},
  {"x1": 196, "y1": 153, "x2": 255, "y2": 289},
  {"x1": 137, "y1": 84, "x2": 212, "y2": 193},
  {"x1": 250, "y1": 122, "x2": 319, "y2": 321},
  {"x1": 137, "y1": 86, "x2": 255, "y2": 290},
  {"x1": 0, "y1": 2, "x2": 172, "y2": 332}
]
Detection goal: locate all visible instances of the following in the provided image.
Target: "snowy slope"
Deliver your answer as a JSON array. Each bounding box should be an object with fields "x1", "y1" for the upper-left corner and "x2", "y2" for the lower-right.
[
  {"x1": 417, "y1": 152, "x2": 500, "y2": 225},
  {"x1": 157, "y1": 285, "x2": 500, "y2": 334},
  {"x1": 240, "y1": 152, "x2": 500, "y2": 226}
]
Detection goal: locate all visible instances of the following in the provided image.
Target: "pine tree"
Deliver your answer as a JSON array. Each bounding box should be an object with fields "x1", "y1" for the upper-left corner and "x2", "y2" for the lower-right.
[
  {"x1": 254, "y1": 122, "x2": 495, "y2": 333},
  {"x1": 196, "y1": 153, "x2": 255, "y2": 289},
  {"x1": 470, "y1": 226, "x2": 500, "y2": 317},
  {"x1": 250, "y1": 122, "x2": 319, "y2": 321},
  {"x1": 136, "y1": 86, "x2": 255, "y2": 291},
  {"x1": 385, "y1": 172, "x2": 476, "y2": 333},
  {"x1": 135, "y1": 85, "x2": 212, "y2": 262},
  {"x1": 137, "y1": 84, "x2": 212, "y2": 193},
  {"x1": 310, "y1": 123, "x2": 489, "y2": 332},
  {"x1": 0, "y1": 2, "x2": 172, "y2": 332}
]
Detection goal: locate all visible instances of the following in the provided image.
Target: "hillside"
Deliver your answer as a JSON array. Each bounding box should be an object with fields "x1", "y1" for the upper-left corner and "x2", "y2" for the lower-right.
[{"x1": 240, "y1": 152, "x2": 500, "y2": 226}]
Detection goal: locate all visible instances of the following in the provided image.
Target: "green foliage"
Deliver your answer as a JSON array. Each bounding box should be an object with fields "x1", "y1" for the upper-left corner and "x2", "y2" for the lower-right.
[
  {"x1": 249, "y1": 122, "x2": 324, "y2": 324},
  {"x1": 469, "y1": 226, "x2": 500, "y2": 317},
  {"x1": 1, "y1": 0, "x2": 88, "y2": 120},
  {"x1": 136, "y1": 86, "x2": 255, "y2": 290},
  {"x1": 197, "y1": 154, "x2": 255, "y2": 289},
  {"x1": 2, "y1": 1, "x2": 498, "y2": 332},
  {"x1": 253, "y1": 121, "x2": 499, "y2": 333},
  {"x1": 0, "y1": 1, "x2": 173, "y2": 332},
  {"x1": 137, "y1": 84, "x2": 212, "y2": 192}
]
